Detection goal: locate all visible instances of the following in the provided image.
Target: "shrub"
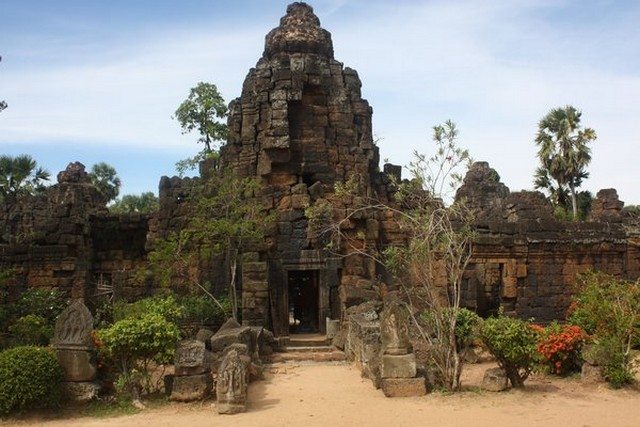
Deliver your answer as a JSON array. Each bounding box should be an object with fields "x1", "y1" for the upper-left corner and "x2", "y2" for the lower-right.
[
  {"x1": 7, "y1": 315, "x2": 53, "y2": 346},
  {"x1": 96, "y1": 313, "x2": 180, "y2": 398},
  {"x1": 0, "y1": 346, "x2": 62, "y2": 415},
  {"x1": 455, "y1": 308, "x2": 482, "y2": 350},
  {"x1": 178, "y1": 294, "x2": 231, "y2": 335},
  {"x1": 536, "y1": 322, "x2": 588, "y2": 375},
  {"x1": 15, "y1": 288, "x2": 67, "y2": 323},
  {"x1": 480, "y1": 314, "x2": 540, "y2": 388},
  {"x1": 569, "y1": 271, "x2": 640, "y2": 387},
  {"x1": 112, "y1": 294, "x2": 184, "y2": 323}
]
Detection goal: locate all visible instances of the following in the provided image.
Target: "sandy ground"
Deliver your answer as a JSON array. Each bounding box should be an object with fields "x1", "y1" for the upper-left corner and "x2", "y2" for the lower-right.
[{"x1": 6, "y1": 361, "x2": 640, "y2": 427}]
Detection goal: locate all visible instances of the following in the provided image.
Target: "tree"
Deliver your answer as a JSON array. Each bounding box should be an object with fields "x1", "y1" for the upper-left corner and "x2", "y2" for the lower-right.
[
  {"x1": 0, "y1": 155, "x2": 50, "y2": 203},
  {"x1": 534, "y1": 106, "x2": 596, "y2": 219},
  {"x1": 110, "y1": 192, "x2": 159, "y2": 214},
  {"x1": 174, "y1": 82, "x2": 228, "y2": 154},
  {"x1": 307, "y1": 121, "x2": 475, "y2": 391},
  {"x1": 89, "y1": 162, "x2": 121, "y2": 203},
  {"x1": 147, "y1": 167, "x2": 272, "y2": 319}
]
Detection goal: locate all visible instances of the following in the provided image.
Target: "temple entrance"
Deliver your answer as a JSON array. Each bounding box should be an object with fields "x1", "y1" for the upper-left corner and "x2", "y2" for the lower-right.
[{"x1": 288, "y1": 270, "x2": 320, "y2": 334}]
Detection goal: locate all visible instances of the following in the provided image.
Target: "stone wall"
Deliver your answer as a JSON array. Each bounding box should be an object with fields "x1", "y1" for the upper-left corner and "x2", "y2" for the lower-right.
[
  {"x1": 456, "y1": 162, "x2": 640, "y2": 322},
  {"x1": 0, "y1": 163, "x2": 150, "y2": 303}
]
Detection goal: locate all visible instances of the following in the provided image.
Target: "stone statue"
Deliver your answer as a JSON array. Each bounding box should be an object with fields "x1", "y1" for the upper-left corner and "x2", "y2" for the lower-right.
[
  {"x1": 216, "y1": 347, "x2": 250, "y2": 414},
  {"x1": 380, "y1": 299, "x2": 411, "y2": 355},
  {"x1": 53, "y1": 299, "x2": 94, "y2": 350}
]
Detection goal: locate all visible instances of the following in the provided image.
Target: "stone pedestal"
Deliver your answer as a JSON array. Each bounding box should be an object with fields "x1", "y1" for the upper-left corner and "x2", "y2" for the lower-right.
[
  {"x1": 56, "y1": 349, "x2": 97, "y2": 382},
  {"x1": 381, "y1": 378, "x2": 427, "y2": 397},
  {"x1": 581, "y1": 363, "x2": 605, "y2": 383},
  {"x1": 169, "y1": 374, "x2": 213, "y2": 402},
  {"x1": 169, "y1": 340, "x2": 212, "y2": 401},
  {"x1": 381, "y1": 353, "x2": 417, "y2": 379}
]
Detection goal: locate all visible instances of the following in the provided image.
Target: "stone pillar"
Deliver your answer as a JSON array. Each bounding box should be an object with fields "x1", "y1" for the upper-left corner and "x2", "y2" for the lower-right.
[
  {"x1": 241, "y1": 261, "x2": 270, "y2": 328},
  {"x1": 169, "y1": 340, "x2": 213, "y2": 401},
  {"x1": 52, "y1": 300, "x2": 99, "y2": 402},
  {"x1": 379, "y1": 300, "x2": 426, "y2": 397}
]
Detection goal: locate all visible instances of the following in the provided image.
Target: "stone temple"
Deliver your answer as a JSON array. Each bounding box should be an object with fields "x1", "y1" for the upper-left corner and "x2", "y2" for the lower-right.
[{"x1": 1, "y1": 3, "x2": 639, "y2": 341}]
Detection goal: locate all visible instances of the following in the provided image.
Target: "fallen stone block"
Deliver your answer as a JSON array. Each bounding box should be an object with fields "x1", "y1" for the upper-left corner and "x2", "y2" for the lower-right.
[
  {"x1": 169, "y1": 373, "x2": 213, "y2": 402},
  {"x1": 482, "y1": 367, "x2": 508, "y2": 392}
]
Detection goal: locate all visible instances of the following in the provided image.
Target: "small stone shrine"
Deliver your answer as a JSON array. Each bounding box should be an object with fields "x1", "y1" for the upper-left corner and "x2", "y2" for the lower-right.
[{"x1": 52, "y1": 299, "x2": 100, "y2": 402}]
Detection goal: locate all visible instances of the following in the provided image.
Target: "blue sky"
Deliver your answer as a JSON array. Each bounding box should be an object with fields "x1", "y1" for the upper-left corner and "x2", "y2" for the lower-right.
[{"x1": 1, "y1": 0, "x2": 640, "y2": 202}]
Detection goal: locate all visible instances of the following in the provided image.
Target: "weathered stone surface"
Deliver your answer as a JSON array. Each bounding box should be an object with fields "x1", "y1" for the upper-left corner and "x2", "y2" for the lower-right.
[
  {"x1": 53, "y1": 300, "x2": 94, "y2": 350},
  {"x1": 195, "y1": 328, "x2": 214, "y2": 349},
  {"x1": 380, "y1": 299, "x2": 411, "y2": 355},
  {"x1": 217, "y1": 347, "x2": 250, "y2": 414},
  {"x1": 581, "y1": 363, "x2": 605, "y2": 383},
  {"x1": 381, "y1": 353, "x2": 417, "y2": 379},
  {"x1": 169, "y1": 373, "x2": 213, "y2": 402},
  {"x1": 62, "y1": 381, "x2": 100, "y2": 403},
  {"x1": 482, "y1": 367, "x2": 509, "y2": 392},
  {"x1": 589, "y1": 188, "x2": 624, "y2": 222},
  {"x1": 326, "y1": 318, "x2": 340, "y2": 339},
  {"x1": 174, "y1": 340, "x2": 208, "y2": 376},
  {"x1": 380, "y1": 377, "x2": 427, "y2": 397},
  {"x1": 56, "y1": 349, "x2": 97, "y2": 382}
]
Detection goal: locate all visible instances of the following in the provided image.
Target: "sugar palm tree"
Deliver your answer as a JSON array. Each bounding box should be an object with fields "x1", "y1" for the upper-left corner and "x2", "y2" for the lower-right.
[
  {"x1": 534, "y1": 106, "x2": 596, "y2": 219},
  {"x1": 0, "y1": 154, "x2": 50, "y2": 203}
]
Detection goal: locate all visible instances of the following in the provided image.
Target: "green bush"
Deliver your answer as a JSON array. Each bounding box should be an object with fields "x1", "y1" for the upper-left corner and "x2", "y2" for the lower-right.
[
  {"x1": 480, "y1": 313, "x2": 540, "y2": 388},
  {"x1": 455, "y1": 308, "x2": 482, "y2": 350},
  {"x1": 179, "y1": 294, "x2": 231, "y2": 334},
  {"x1": 0, "y1": 346, "x2": 62, "y2": 415},
  {"x1": 112, "y1": 294, "x2": 184, "y2": 323},
  {"x1": 96, "y1": 313, "x2": 180, "y2": 397},
  {"x1": 569, "y1": 271, "x2": 640, "y2": 387},
  {"x1": 15, "y1": 288, "x2": 67, "y2": 323},
  {"x1": 7, "y1": 315, "x2": 53, "y2": 346}
]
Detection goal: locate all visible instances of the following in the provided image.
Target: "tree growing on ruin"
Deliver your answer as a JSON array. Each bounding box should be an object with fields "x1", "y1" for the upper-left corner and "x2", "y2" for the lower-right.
[
  {"x1": 147, "y1": 166, "x2": 272, "y2": 320},
  {"x1": 174, "y1": 82, "x2": 228, "y2": 154},
  {"x1": 534, "y1": 106, "x2": 596, "y2": 219},
  {"x1": 89, "y1": 162, "x2": 121, "y2": 203},
  {"x1": 0, "y1": 155, "x2": 50, "y2": 203}
]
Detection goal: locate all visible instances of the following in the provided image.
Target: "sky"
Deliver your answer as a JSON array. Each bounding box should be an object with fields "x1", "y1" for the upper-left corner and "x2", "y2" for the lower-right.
[{"x1": 1, "y1": 0, "x2": 639, "y2": 202}]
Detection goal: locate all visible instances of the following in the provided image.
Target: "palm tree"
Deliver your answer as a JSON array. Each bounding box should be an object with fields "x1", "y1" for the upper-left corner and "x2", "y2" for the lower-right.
[
  {"x1": 0, "y1": 154, "x2": 51, "y2": 203},
  {"x1": 89, "y1": 162, "x2": 121, "y2": 203},
  {"x1": 534, "y1": 106, "x2": 596, "y2": 219}
]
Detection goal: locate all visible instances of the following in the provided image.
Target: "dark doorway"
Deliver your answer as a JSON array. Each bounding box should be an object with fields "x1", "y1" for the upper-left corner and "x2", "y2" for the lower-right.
[{"x1": 288, "y1": 270, "x2": 319, "y2": 334}]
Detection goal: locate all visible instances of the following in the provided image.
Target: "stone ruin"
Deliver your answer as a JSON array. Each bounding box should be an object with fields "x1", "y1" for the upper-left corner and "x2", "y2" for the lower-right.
[{"x1": 1, "y1": 2, "x2": 640, "y2": 400}]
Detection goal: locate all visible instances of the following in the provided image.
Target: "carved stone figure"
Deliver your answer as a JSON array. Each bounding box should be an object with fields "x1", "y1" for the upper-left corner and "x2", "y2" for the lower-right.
[
  {"x1": 52, "y1": 299, "x2": 94, "y2": 350},
  {"x1": 216, "y1": 348, "x2": 250, "y2": 414},
  {"x1": 380, "y1": 300, "x2": 411, "y2": 355}
]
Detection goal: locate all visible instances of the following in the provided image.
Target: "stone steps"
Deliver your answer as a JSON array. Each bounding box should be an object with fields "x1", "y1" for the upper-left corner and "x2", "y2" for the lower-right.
[
  {"x1": 268, "y1": 349, "x2": 347, "y2": 363},
  {"x1": 268, "y1": 334, "x2": 346, "y2": 363}
]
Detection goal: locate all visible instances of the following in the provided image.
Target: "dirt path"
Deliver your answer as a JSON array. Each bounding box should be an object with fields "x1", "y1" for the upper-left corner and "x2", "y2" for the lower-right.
[{"x1": 8, "y1": 361, "x2": 640, "y2": 427}]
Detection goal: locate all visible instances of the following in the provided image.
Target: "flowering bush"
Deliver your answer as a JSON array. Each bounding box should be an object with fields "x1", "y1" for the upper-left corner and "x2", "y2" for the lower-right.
[{"x1": 536, "y1": 323, "x2": 588, "y2": 375}]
